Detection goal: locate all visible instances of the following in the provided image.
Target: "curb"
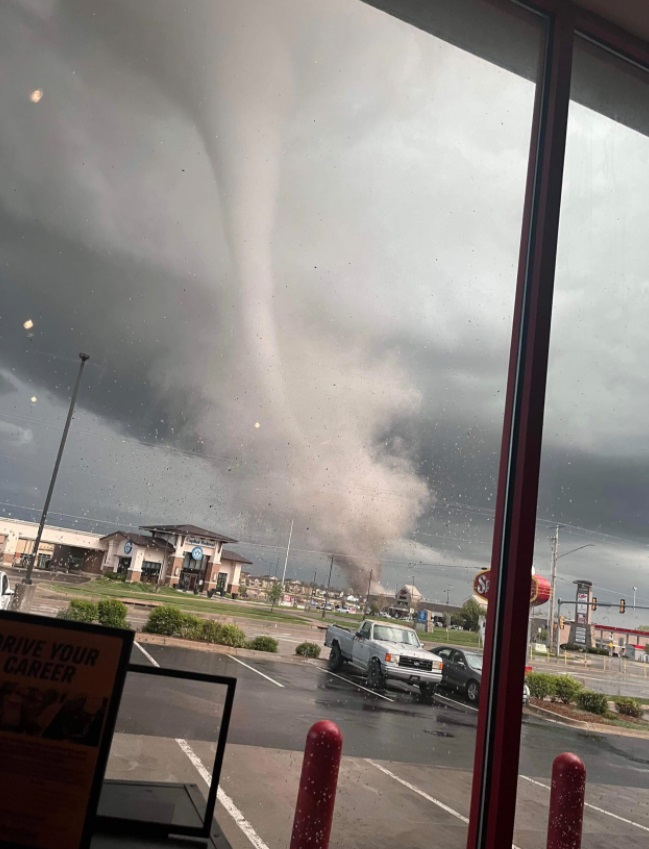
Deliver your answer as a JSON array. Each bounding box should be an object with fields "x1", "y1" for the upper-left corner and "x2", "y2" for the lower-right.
[{"x1": 525, "y1": 703, "x2": 649, "y2": 740}]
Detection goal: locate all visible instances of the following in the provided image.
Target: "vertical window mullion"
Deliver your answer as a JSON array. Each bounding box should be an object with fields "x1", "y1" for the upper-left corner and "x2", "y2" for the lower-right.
[{"x1": 467, "y1": 7, "x2": 574, "y2": 849}]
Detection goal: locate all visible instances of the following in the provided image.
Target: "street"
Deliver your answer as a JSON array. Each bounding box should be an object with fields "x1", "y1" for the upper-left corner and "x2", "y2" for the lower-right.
[{"x1": 104, "y1": 642, "x2": 649, "y2": 849}]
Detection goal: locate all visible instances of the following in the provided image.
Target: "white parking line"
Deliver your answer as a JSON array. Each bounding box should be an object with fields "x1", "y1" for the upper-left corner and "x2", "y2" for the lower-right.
[
  {"x1": 367, "y1": 760, "x2": 523, "y2": 849},
  {"x1": 520, "y1": 775, "x2": 649, "y2": 833},
  {"x1": 366, "y1": 758, "x2": 468, "y2": 822},
  {"x1": 229, "y1": 656, "x2": 285, "y2": 687},
  {"x1": 134, "y1": 642, "x2": 271, "y2": 849},
  {"x1": 317, "y1": 666, "x2": 395, "y2": 702},
  {"x1": 434, "y1": 691, "x2": 478, "y2": 712},
  {"x1": 133, "y1": 641, "x2": 159, "y2": 666},
  {"x1": 176, "y1": 739, "x2": 271, "y2": 849}
]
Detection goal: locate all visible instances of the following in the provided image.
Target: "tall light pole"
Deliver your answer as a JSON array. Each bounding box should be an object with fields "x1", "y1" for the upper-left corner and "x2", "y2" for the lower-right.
[
  {"x1": 322, "y1": 555, "x2": 334, "y2": 620},
  {"x1": 280, "y1": 518, "x2": 293, "y2": 593},
  {"x1": 364, "y1": 569, "x2": 373, "y2": 615},
  {"x1": 547, "y1": 526, "x2": 561, "y2": 652},
  {"x1": 23, "y1": 353, "x2": 90, "y2": 587},
  {"x1": 634, "y1": 587, "x2": 638, "y2": 610},
  {"x1": 547, "y1": 527, "x2": 595, "y2": 653},
  {"x1": 445, "y1": 586, "x2": 454, "y2": 606}
]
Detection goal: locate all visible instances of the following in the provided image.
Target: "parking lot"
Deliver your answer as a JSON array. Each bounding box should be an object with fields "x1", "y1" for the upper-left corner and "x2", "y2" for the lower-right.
[{"x1": 103, "y1": 641, "x2": 649, "y2": 849}]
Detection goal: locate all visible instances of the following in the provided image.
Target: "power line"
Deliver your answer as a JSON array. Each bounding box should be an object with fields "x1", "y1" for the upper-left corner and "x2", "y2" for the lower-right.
[{"x1": 0, "y1": 500, "x2": 477, "y2": 571}]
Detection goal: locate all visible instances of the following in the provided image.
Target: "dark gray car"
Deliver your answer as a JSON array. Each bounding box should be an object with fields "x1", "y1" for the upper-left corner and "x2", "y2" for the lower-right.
[
  {"x1": 430, "y1": 646, "x2": 483, "y2": 703},
  {"x1": 430, "y1": 646, "x2": 530, "y2": 706}
]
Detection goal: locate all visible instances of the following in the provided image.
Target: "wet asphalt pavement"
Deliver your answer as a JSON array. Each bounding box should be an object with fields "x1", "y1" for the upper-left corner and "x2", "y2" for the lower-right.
[
  {"x1": 120, "y1": 643, "x2": 649, "y2": 789},
  {"x1": 101, "y1": 642, "x2": 649, "y2": 849}
]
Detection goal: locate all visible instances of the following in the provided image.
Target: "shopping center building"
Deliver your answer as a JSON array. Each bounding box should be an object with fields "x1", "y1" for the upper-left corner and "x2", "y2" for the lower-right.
[{"x1": 0, "y1": 517, "x2": 250, "y2": 596}]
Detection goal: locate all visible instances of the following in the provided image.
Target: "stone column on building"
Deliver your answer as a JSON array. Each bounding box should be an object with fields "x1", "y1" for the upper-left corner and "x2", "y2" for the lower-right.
[
  {"x1": 1, "y1": 532, "x2": 18, "y2": 567},
  {"x1": 127, "y1": 547, "x2": 145, "y2": 583}
]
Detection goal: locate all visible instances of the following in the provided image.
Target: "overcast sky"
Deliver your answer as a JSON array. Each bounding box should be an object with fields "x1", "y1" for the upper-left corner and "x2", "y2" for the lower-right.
[{"x1": 1, "y1": 0, "x2": 648, "y2": 621}]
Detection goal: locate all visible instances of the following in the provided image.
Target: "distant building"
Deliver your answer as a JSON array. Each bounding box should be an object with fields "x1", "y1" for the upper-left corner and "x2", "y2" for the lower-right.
[
  {"x1": 0, "y1": 517, "x2": 104, "y2": 572},
  {"x1": 0, "y1": 516, "x2": 250, "y2": 597},
  {"x1": 106, "y1": 524, "x2": 243, "y2": 595}
]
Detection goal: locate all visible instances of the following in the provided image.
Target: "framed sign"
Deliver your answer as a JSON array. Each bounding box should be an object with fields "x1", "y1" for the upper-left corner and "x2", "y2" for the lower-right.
[{"x1": 0, "y1": 610, "x2": 133, "y2": 849}]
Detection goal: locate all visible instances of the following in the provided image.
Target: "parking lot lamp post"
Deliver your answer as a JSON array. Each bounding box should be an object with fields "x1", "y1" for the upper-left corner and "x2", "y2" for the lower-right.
[
  {"x1": 280, "y1": 518, "x2": 294, "y2": 594},
  {"x1": 23, "y1": 352, "x2": 90, "y2": 587},
  {"x1": 364, "y1": 569, "x2": 373, "y2": 615},
  {"x1": 322, "y1": 555, "x2": 334, "y2": 620}
]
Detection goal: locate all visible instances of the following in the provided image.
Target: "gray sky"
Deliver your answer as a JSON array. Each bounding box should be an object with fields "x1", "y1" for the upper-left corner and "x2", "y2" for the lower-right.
[{"x1": 1, "y1": 0, "x2": 649, "y2": 620}]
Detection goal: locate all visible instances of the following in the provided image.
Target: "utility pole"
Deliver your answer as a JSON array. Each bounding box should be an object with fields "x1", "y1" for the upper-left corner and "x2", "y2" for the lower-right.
[
  {"x1": 280, "y1": 518, "x2": 293, "y2": 593},
  {"x1": 322, "y1": 555, "x2": 334, "y2": 620},
  {"x1": 548, "y1": 525, "x2": 560, "y2": 654},
  {"x1": 23, "y1": 353, "x2": 90, "y2": 589},
  {"x1": 364, "y1": 569, "x2": 373, "y2": 615},
  {"x1": 307, "y1": 569, "x2": 317, "y2": 611}
]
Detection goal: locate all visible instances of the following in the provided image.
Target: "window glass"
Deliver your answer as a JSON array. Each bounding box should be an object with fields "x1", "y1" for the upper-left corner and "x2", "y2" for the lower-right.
[
  {"x1": 0, "y1": 1, "x2": 539, "y2": 847},
  {"x1": 373, "y1": 625, "x2": 420, "y2": 645},
  {"x1": 515, "y1": 36, "x2": 649, "y2": 848},
  {"x1": 465, "y1": 653, "x2": 482, "y2": 672}
]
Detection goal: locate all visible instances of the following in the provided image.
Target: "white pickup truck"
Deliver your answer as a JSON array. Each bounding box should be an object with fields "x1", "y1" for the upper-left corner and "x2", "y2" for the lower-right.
[{"x1": 325, "y1": 619, "x2": 443, "y2": 697}]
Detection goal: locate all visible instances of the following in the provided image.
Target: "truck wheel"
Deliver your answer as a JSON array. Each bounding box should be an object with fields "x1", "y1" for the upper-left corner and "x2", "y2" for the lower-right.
[
  {"x1": 366, "y1": 659, "x2": 386, "y2": 692},
  {"x1": 467, "y1": 680, "x2": 480, "y2": 703},
  {"x1": 329, "y1": 643, "x2": 344, "y2": 671},
  {"x1": 419, "y1": 682, "x2": 436, "y2": 702}
]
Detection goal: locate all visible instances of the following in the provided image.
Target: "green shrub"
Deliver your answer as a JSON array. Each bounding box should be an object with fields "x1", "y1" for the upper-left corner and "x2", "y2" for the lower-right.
[
  {"x1": 143, "y1": 605, "x2": 186, "y2": 636},
  {"x1": 216, "y1": 624, "x2": 247, "y2": 648},
  {"x1": 200, "y1": 620, "x2": 225, "y2": 644},
  {"x1": 57, "y1": 599, "x2": 98, "y2": 623},
  {"x1": 576, "y1": 690, "x2": 609, "y2": 715},
  {"x1": 97, "y1": 598, "x2": 128, "y2": 628},
  {"x1": 102, "y1": 571, "x2": 126, "y2": 582},
  {"x1": 553, "y1": 675, "x2": 583, "y2": 705},
  {"x1": 526, "y1": 672, "x2": 554, "y2": 700},
  {"x1": 296, "y1": 642, "x2": 321, "y2": 658},
  {"x1": 614, "y1": 697, "x2": 643, "y2": 718},
  {"x1": 247, "y1": 636, "x2": 279, "y2": 653},
  {"x1": 179, "y1": 613, "x2": 203, "y2": 640}
]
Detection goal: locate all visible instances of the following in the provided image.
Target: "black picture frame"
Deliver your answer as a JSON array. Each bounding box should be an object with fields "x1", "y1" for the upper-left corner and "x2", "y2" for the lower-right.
[{"x1": 95, "y1": 661, "x2": 237, "y2": 840}]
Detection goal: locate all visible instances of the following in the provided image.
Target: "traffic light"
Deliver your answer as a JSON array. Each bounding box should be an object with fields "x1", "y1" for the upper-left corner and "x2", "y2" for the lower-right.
[
  {"x1": 592, "y1": 597, "x2": 597, "y2": 611},
  {"x1": 620, "y1": 598, "x2": 626, "y2": 614},
  {"x1": 559, "y1": 615, "x2": 565, "y2": 629}
]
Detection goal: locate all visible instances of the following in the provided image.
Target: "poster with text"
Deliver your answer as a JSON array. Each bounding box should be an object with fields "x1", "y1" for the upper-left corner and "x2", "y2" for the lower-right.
[{"x1": 0, "y1": 611, "x2": 133, "y2": 849}]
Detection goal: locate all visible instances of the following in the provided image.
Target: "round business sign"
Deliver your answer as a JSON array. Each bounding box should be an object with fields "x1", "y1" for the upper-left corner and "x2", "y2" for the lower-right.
[
  {"x1": 473, "y1": 569, "x2": 490, "y2": 601},
  {"x1": 123, "y1": 540, "x2": 132, "y2": 555},
  {"x1": 473, "y1": 568, "x2": 551, "y2": 608},
  {"x1": 191, "y1": 546, "x2": 203, "y2": 561}
]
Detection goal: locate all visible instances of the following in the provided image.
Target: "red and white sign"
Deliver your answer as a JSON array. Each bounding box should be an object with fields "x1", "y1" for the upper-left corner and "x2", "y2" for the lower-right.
[{"x1": 473, "y1": 569, "x2": 551, "y2": 608}]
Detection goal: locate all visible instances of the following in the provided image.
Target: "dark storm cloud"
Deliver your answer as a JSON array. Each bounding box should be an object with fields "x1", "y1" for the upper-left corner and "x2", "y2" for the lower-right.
[
  {"x1": 0, "y1": 208, "x2": 220, "y2": 444},
  {"x1": 1, "y1": 0, "x2": 648, "y2": 601},
  {"x1": 0, "y1": 374, "x2": 18, "y2": 396}
]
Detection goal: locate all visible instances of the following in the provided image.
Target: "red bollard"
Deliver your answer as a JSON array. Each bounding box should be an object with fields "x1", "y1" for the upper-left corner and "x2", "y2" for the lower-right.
[
  {"x1": 546, "y1": 752, "x2": 586, "y2": 849},
  {"x1": 290, "y1": 720, "x2": 343, "y2": 849}
]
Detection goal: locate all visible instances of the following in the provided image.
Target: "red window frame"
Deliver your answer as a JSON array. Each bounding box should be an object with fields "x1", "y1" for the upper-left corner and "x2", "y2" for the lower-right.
[{"x1": 463, "y1": 3, "x2": 649, "y2": 849}]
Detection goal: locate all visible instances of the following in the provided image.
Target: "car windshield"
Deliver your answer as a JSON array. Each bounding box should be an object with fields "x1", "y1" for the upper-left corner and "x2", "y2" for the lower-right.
[
  {"x1": 373, "y1": 626, "x2": 420, "y2": 646},
  {"x1": 465, "y1": 654, "x2": 483, "y2": 672}
]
